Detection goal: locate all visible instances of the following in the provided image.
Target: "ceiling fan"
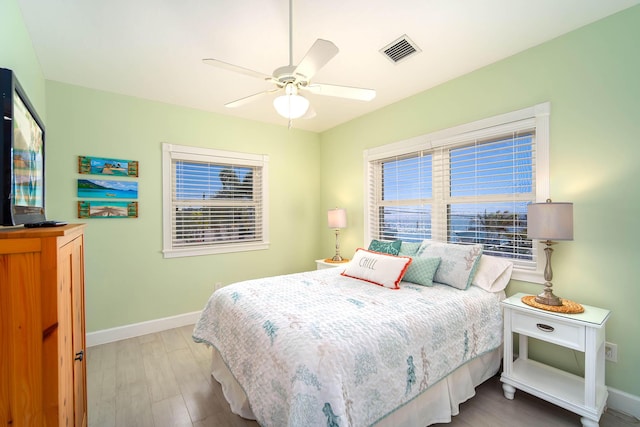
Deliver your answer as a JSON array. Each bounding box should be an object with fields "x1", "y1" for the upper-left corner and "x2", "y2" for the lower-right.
[{"x1": 202, "y1": 0, "x2": 376, "y2": 124}]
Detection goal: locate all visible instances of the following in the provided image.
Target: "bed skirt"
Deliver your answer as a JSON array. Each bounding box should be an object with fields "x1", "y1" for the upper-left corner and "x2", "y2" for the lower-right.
[{"x1": 210, "y1": 346, "x2": 501, "y2": 427}]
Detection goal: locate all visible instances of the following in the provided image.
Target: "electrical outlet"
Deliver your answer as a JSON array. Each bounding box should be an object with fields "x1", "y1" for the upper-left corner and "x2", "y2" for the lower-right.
[{"x1": 605, "y1": 342, "x2": 617, "y2": 362}]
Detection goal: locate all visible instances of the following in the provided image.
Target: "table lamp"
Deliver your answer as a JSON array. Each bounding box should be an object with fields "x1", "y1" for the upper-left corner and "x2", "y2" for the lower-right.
[
  {"x1": 527, "y1": 199, "x2": 573, "y2": 306},
  {"x1": 327, "y1": 208, "x2": 347, "y2": 262}
]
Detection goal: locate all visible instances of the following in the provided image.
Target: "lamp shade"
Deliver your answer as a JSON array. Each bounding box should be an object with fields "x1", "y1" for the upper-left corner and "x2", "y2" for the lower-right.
[
  {"x1": 273, "y1": 94, "x2": 309, "y2": 119},
  {"x1": 527, "y1": 200, "x2": 573, "y2": 241},
  {"x1": 328, "y1": 208, "x2": 347, "y2": 229},
  {"x1": 273, "y1": 83, "x2": 310, "y2": 119}
]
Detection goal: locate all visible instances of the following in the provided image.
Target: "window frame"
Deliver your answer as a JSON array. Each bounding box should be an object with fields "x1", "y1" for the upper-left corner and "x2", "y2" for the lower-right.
[
  {"x1": 162, "y1": 143, "x2": 270, "y2": 258},
  {"x1": 364, "y1": 103, "x2": 550, "y2": 283}
]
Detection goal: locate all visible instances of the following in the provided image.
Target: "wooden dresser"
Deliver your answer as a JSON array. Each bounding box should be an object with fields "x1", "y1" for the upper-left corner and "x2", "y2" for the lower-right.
[{"x1": 1, "y1": 224, "x2": 87, "y2": 427}]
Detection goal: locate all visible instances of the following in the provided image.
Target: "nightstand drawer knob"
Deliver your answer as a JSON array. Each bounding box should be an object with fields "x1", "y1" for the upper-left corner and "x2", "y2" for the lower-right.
[{"x1": 536, "y1": 323, "x2": 554, "y2": 332}]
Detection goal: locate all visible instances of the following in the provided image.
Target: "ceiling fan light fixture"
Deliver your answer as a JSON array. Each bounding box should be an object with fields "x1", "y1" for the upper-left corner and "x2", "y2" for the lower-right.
[
  {"x1": 204, "y1": 0, "x2": 374, "y2": 124},
  {"x1": 273, "y1": 92, "x2": 310, "y2": 119}
]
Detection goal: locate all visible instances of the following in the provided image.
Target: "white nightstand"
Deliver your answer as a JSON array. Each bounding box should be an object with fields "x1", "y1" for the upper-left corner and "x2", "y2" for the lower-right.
[
  {"x1": 501, "y1": 293, "x2": 611, "y2": 427},
  {"x1": 315, "y1": 259, "x2": 349, "y2": 270}
]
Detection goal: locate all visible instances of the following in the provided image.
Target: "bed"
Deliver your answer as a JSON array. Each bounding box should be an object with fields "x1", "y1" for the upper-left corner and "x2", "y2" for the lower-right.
[{"x1": 193, "y1": 243, "x2": 513, "y2": 427}]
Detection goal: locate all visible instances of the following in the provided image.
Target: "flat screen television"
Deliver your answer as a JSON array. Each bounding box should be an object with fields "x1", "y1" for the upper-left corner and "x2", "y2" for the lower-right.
[{"x1": 0, "y1": 67, "x2": 46, "y2": 226}]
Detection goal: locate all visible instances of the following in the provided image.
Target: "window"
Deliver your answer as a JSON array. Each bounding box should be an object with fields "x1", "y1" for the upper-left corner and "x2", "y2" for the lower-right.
[
  {"x1": 365, "y1": 103, "x2": 550, "y2": 282},
  {"x1": 162, "y1": 143, "x2": 269, "y2": 258}
]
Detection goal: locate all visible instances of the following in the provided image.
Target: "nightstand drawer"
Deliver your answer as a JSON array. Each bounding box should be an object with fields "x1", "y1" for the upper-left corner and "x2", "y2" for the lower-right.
[{"x1": 511, "y1": 311, "x2": 585, "y2": 351}]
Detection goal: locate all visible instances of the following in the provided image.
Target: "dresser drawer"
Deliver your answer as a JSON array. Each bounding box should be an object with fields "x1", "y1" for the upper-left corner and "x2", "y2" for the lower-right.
[{"x1": 511, "y1": 311, "x2": 585, "y2": 351}]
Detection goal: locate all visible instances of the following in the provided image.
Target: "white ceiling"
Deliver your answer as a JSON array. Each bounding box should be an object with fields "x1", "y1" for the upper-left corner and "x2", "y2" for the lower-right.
[{"x1": 17, "y1": 0, "x2": 639, "y2": 132}]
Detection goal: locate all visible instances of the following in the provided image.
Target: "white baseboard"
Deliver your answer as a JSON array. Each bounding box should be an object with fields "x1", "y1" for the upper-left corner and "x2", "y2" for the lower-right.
[
  {"x1": 608, "y1": 386, "x2": 640, "y2": 420},
  {"x1": 86, "y1": 311, "x2": 201, "y2": 347}
]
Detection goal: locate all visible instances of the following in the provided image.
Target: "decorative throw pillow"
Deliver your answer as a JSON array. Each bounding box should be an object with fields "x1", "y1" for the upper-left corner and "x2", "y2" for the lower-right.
[
  {"x1": 342, "y1": 248, "x2": 412, "y2": 289},
  {"x1": 368, "y1": 239, "x2": 402, "y2": 255},
  {"x1": 398, "y1": 241, "x2": 422, "y2": 257},
  {"x1": 402, "y1": 257, "x2": 441, "y2": 287},
  {"x1": 417, "y1": 241, "x2": 483, "y2": 290},
  {"x1": 471, "y1": 255, "x2": 514, "y2": 292}
]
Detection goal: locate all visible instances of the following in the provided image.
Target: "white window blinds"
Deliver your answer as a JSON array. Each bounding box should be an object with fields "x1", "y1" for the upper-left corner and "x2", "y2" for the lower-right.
[
  {"x1": 441, "y1": 130, "x2": 535, "y2": 266},
  {"x1": 365, "y1": 103, "x2": 550, "y2": 278},
  {"x1": 162, "y1": 143, "x2": 269, "y2": 258},
  {"x1": 369, "y1": 152, "x2": 433, "y2": 243}
]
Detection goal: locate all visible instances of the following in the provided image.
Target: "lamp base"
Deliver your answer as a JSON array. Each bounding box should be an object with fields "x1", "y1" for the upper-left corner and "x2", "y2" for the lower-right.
[
  {"x1": 535, "y1": 285, "x2": 562, "y2": 306},
  {"x1": 535, "y1": 242, "x2": 562, "y2": 306},
  {"x1": 331, "y1": 255, "x2": 344, "y2": 262}
]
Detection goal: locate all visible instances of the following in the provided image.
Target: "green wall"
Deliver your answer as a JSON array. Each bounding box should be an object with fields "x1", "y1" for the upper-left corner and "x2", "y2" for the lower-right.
[
  {"x1": 0, "y1": 0, "x2": 46, "y2": 116},
  {"x1": 44, "y1": 82, "x2": 322, "y2": 332},
  {"x1": 319, "y1": 6, "x2": 640, "y2": 396}
]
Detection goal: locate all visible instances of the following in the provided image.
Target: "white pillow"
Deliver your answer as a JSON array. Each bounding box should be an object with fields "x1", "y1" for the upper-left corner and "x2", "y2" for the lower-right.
[
  {"x1": 417, "y1": 241, "x2": 483, "y2": 290},
  {"x1": 341, "y1": 248, "x2": 412, "y2": 289},
  {"x1": 471, "y1": 255, "x2": 514, "y2": 292}
]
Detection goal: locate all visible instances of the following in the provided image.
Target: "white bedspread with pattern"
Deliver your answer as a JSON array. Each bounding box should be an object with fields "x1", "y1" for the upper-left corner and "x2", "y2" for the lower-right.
[{"x1": 193, "y1": 268, "x2": 503, "y2": 427}]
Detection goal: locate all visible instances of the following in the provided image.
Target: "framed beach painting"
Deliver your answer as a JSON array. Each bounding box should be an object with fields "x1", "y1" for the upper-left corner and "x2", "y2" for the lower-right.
[
  {"x1": 78, "y1": 155, "x2": 139, "y2": 177},
  {"x1": 77, "y1": 201, "x2": 138, "y2": 218},
  {"x1": 77, "y1": 179, "x2": 138, "y2": 199}
]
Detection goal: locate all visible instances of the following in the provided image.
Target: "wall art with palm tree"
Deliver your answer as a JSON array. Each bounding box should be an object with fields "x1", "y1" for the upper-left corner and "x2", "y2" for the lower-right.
[{"x1": 77, "y1": 201, "x2": 138, "y2": 218}]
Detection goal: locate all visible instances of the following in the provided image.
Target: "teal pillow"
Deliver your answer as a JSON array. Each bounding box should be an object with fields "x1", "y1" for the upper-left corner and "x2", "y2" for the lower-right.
[
  {"x1": 399, "y1": 241, "x2": 422, "y2": 256},
  {"x1": 402, "y1": 257, "x2": 441, "y2": 287},
  {"x1": 368, "y1": 239, "x2": 401, "y2": 255}
]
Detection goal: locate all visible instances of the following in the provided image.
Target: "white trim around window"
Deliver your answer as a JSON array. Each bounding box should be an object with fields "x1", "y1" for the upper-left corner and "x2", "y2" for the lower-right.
[{"x1": 162, "y1": 143, "x2": 270, "y2": 258}]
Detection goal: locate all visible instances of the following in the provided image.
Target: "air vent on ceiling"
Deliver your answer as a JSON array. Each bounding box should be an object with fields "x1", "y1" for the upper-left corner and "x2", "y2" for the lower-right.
[{"x1": 380, "y1": 35, "x2": 421, "y2": 64}]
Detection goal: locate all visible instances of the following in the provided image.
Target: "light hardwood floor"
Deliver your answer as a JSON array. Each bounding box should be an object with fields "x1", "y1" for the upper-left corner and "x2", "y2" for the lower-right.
[{"x1": 87, "y1": 325, "x2": 638, "y2": 427}]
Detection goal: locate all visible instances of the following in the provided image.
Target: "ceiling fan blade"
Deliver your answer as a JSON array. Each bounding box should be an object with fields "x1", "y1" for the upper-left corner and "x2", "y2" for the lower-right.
[
  {"x1": 301, "y1": 105, "x2": 317, "y2": 120},
  {"x1": 225, "y1": 89, "x2": 278, "y2": 108},
  {"x1": 304, "y1": 83, "x2": 376, "y2": 101},
  {"x1": 203, "y1": 58, "x2": 271, "y2": 81},
  {"x1": 293, "y1": 39, "x2": 339, "y2": 81}
]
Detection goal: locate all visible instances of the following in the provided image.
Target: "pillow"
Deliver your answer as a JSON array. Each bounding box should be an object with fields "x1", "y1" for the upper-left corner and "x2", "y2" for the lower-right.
[
  {"x1": 399, "y1": 241, "x2": 422, "y2": 256},
  {"x1": 471, "y1": 255, "x2": 514, "y2": 292},
  {"x1": 402, "y1": 257, "x2": 441, "y2": 287},
  {"x1": 368, "y1": 239, "x2": 401, "y2": 255},
  {"x1": 342, "y1": 248, "x2": 412, "y2": 289},
  {"x1": 417, "y1": 241, "x2": 483, "y2": 290}
]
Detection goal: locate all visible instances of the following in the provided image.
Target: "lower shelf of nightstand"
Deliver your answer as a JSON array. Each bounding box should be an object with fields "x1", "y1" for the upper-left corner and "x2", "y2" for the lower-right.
[{"x1": 501, "y1": 358, "x2": 608, "y2": 420}]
